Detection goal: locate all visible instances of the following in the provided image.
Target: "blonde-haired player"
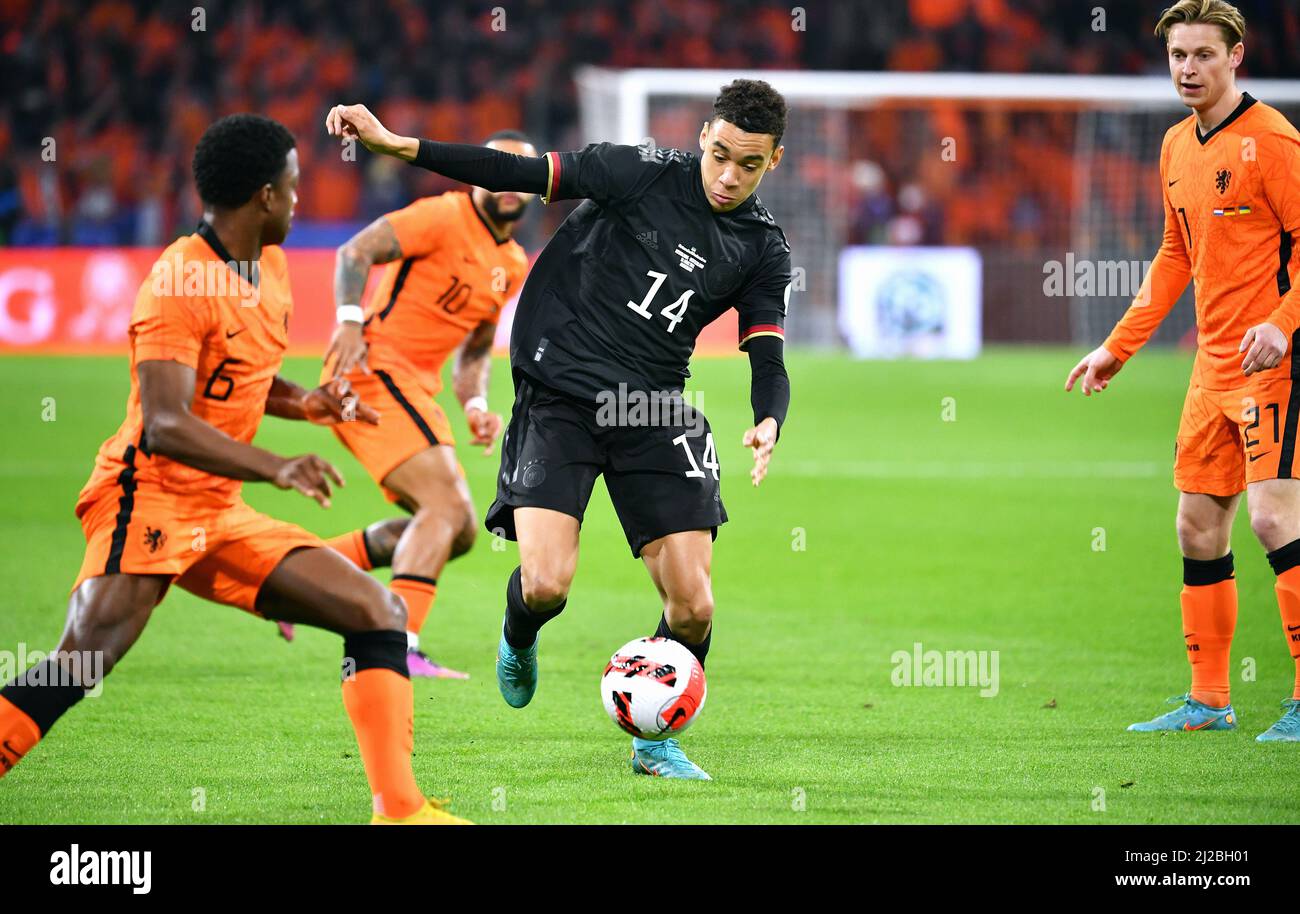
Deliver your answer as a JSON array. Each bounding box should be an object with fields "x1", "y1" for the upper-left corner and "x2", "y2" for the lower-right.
[{"x1": 1066, "y1": 0, "x2": 1300, "y2": 740}]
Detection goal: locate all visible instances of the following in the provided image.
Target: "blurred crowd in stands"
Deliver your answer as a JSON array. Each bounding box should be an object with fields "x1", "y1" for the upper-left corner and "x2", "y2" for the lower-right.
[{"x1": 1, "y1": 0, "x2": 1296, "y2": 248}]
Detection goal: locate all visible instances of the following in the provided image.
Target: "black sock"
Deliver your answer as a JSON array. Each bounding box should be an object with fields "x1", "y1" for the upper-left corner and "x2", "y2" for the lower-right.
[
  {"x1": 2, "y1": 658, "x2": 89, "y2": 735},
  {"x1": 655, "y1": 613, "x2": 711, "y2": 669},
  {"x1": 343, "y1": 629, "x2": 409, "y2": 680},
  {"x1": 503, "y1": 566, "x2": 565, "y2": 649},
  {"x1": 360, "y1": 527, "x2": 384, "y2": 570}
]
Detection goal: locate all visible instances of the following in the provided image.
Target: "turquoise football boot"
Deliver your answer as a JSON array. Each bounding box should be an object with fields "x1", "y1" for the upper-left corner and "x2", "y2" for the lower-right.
[
  {"x1": 630, "y1": 737, "x2": 712, "y2": 780},
  {"x1": 495, "y1": 624, "x2": 538, "y2": 708},
  {"x1": 1256, "y1": 699, "x2": 1300, "y2": 742},
  {"x1": 1127, "y1": 694, "x2": 1236, "y2": 731}
]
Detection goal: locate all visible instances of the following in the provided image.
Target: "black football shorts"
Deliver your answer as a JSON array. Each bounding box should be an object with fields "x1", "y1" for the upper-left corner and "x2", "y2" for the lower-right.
[{"x1": 484, "y1": 372, "x2": 727, "y2": 557}]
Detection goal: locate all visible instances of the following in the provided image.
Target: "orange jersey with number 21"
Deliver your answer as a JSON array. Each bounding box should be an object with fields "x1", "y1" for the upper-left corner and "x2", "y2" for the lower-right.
[{"x1": 1104, "y1": 95, "x2": 1300, "y2": 390}]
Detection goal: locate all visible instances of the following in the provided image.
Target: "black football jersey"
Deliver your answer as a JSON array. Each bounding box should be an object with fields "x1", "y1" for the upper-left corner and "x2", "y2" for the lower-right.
[{"x1": 508, "y1": 142, "x2": 792, "y2": 400}]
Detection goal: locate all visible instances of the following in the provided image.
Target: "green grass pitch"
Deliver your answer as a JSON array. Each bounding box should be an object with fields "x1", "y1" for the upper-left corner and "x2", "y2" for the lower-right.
[{"x1": 0, "y1": 348, "x2": 1297, "y2": 824}]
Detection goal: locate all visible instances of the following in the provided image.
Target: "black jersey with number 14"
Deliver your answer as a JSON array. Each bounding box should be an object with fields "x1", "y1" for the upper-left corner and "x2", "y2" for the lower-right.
[{"x1": 509, "y1": 142, "x2": 792, "y2": 400}]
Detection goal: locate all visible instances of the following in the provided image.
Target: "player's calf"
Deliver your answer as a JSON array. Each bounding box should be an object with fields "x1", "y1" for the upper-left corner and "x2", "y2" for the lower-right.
[
  {"x1": 449, "y1": 509, "x2": 477, "y2": 560},
  {"x1": 1, "y1": 574, "x2": 164, "y2": 777},
  {"x1": 363, "y1": 517, "x2": 410, "y2": 567}
]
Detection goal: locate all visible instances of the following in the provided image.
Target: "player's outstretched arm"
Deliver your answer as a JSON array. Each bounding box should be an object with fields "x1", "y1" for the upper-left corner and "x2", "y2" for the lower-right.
[
  {"x1": 1076, "y1": 139, "x2": 1191, "y2": 389},
  {"x1": 453, "y1": 320, "x2": 503, "y2": 456},
  {"x1": 324, "y1": 104, "x2": 419, "y2": 160},
  {"x1": 1063, "y1": 345, "x2": 1124, "y2": 396},
  {"x1": 743, "y1": 335, "x2": 790, "y2": 487},
  {"x1": 138, "y1": 361, "x2": 346, "y2": 507},
  {"x1": 325, "y1": 104, "x2": 548, "y2": 194}
]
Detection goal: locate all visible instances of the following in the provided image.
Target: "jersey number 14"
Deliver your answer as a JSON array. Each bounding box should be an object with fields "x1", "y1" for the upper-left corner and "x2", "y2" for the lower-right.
[{"x1": 627, "y1": 270, "x2": 694, "y2": 333}]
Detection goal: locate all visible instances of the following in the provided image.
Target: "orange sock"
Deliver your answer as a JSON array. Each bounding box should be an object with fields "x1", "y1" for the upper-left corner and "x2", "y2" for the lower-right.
[
  {"x1": 341, "y1": 666, "x2": 423, "y2": 818},
  {"x1": 1267, "y1": 548, "x2": 1300, "y2": 700},
  {"x1": 0, "y1": 695, "x2": 42, "y2": 777},
  {"x1": 326, "y1": 529, "x2": 374, "y2": 572},
  {"x1": 1180, "y1": 554, "x2": 1237, "y2": 708},
  {"x1": 392, "y1": 575, "x2": 437, "y2": 640}
]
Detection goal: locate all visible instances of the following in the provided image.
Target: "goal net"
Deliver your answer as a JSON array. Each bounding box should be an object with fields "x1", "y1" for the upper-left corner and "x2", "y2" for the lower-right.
[{"x1": 576, "y1": 68, "x2": 1300, "y2": 349}]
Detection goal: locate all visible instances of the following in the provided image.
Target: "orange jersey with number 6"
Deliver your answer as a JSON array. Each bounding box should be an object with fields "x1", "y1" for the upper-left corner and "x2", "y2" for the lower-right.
[{"x1": 78, "y1": 223, "x2": 293, "y2": 508}]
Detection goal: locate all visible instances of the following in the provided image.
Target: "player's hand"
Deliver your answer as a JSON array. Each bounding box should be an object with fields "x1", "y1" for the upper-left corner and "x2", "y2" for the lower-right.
[
  {"x1": 466, "y1": 406, "x2": 503, "y2": 456},
  {"x1": 1240, "y1": 322, "x2": 1288, "y2": 376},
  {"x1": 325, "y1": 104, "x2": 403, "y2": 157},
  {"x1": 303, "y1": 378, "x2": 380, "y2": 426},
  {"x1": 325, "y1": 321, "x2": 369, "y2": 378},
  {"x1": 273, "y1": 455, "x2": 344, "y2": 508},
  {"x1": 743, "y1": 417, "x2": 779, "y2": 487},
  {"x1": 1064, "y1": 345, "x2": 1124, "y2": 396}
]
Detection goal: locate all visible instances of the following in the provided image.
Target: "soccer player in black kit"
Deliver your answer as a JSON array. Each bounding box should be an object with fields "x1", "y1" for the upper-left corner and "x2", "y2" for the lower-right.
[{"x1": 327, "y1": 79, "x2": 792, "y2": 779}]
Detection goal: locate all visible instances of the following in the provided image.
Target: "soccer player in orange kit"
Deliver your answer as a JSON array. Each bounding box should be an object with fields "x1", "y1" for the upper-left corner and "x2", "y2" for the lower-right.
[
  {"x1": 0, "y1": 114, "x2": 468, "y2": 822},
  {"x1": 1066, "y1": 0, "x2": 1300, "y2": 740},
  {"x1": 283, "y1": 131, "x2": 534, "y2": 678}
]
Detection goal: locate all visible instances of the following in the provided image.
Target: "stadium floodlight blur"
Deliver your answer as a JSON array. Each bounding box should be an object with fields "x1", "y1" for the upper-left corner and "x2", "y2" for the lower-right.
[{"x1": 578, "y1": 68, "x2": 1300, "y2": 348}]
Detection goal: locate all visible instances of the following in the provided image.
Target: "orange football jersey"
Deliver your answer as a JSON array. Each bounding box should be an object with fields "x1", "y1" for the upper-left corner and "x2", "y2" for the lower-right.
[
  {"x1": 1104, "y1": 95, "x2": 1300, "y2": 390},
  {"x1": 360, "y1": 190, "x2": 528, "y2": 394},
  {"x1": 78, "y1": 223, "x2": 293, "y2": 507}
]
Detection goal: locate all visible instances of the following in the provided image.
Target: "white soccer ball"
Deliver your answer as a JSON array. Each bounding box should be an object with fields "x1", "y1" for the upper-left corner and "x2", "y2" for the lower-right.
[{"x1": 600, "y1": 637, "x2": 707, "y2": 740}]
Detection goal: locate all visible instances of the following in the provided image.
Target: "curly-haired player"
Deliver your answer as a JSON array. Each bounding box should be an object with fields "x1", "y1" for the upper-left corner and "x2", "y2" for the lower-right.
[
  {"x1": 0, "y1": 114, "x2": 469, "y2": 822},
  {"x1": 327, "y1": 79, "x2": 793, "y2": 777}
]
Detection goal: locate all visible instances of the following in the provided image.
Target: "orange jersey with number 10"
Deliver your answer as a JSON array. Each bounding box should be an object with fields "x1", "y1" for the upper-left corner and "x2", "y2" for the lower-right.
[
  {"x1": 1104, "y1": 95, "x2": 1300, "y2": 390},
  {"x1": 360, "y1": 190, "x2": 528, "y2": 394}
]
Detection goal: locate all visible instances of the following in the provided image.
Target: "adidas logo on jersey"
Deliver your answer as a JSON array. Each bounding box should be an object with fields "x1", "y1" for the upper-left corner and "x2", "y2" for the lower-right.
[
  {"x1": 635, "y1": 230, "x2": 659, "y2": 250},
  {"x1": 675, "y1": 244, "x2": 707, "y2": 273}
]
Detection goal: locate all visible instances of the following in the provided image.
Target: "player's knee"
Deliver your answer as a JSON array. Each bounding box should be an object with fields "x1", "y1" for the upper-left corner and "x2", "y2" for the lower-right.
[
  {"x1": 668, "y1": 591, "x2": 714, "y2": 628},
  {"x1": 1249, "y1": 506, "x2": 1296, "y2": 551},
  {"x1": 355, "y1": 583, "x2": 407, "y2": 632},
  {"x1": 1176, "y1": 510, "x2": 1227, "y2": 558},
  {"x1": 521, "y1": 569, "x2": 570, "y2": 611}
]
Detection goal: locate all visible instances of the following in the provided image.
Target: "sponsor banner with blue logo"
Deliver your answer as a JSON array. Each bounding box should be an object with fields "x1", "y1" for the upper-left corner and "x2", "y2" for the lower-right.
[{"x1": 838, "y1": 246, "x2": 982, "y2": 359}]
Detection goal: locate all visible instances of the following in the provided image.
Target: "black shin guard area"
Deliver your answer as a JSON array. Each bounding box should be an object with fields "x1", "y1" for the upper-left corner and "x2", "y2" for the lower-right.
[
  {"x1": 343, "y1": 630, "x2": 409, "y2": 680},
  {"x1": 1267, "y1": 539, "x2": 1300, "y2": 576},
  {"x1": 1, "y1": 659, "x2": 87, "y2": 735},
  {"x1": 1183, "y1": 553, "x2": 1235, "y2": 586},
  {"x1": 655, "y1": 613, "x2": 711, "y2": 669},
  {"x1": 503, "y1": 566, "x2": 565, "y2": 649}
]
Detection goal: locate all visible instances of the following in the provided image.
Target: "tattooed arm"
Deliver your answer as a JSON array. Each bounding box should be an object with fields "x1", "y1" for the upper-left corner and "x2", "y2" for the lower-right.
[{"x1": 325, "y1": 216, "x2": 403, "y2": 378}]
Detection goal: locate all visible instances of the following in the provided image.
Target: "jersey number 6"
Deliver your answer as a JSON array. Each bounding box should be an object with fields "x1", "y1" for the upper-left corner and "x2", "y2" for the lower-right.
[{"x1": 202, "y1": 357, "x2": 241, "y2": 401}]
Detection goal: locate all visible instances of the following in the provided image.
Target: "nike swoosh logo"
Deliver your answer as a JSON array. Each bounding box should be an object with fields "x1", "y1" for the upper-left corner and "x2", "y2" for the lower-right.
[
  {"x1": 1168, "y1": 179, "x2": 1180, "y2": 186},
  {"x1": 1288, "y1": 624, "x2": 1300, "y2": 631},
  {"x1": 1184, "y1": 717, "x2": 1219, "y2": 731},
  {"x1": 225, "y1": 328, "x2": 246, "y2": 339},
  {"x1": 1249, "y1": 452, "x2": 1271, "y2": 462}
]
